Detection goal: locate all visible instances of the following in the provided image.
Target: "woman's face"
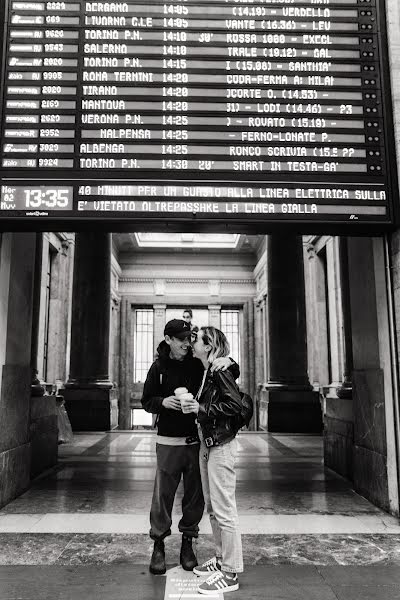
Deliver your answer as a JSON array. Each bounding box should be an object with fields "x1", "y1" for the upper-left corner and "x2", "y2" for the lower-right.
[{"x1": 191, "y1": 331, "x2": 209, "y2": 360}]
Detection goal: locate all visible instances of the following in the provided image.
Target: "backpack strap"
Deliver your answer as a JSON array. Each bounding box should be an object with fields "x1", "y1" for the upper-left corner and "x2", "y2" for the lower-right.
[{"x1": 154, "y1": 364, "x2": 165, "y2": 429}]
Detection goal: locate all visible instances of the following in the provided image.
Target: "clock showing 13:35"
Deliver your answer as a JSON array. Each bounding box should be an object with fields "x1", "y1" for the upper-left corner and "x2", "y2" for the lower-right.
[{"x1": 23, "y1": 187, "x2": 73, "y2": 209}]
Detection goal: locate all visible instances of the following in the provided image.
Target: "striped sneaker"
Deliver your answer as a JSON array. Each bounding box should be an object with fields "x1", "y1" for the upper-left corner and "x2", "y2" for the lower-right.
[
  {"x1": 198, "y1": 571, "x2": 239, "y2": 595},
  {"x1": 193, "y1": 556, "x2": 221, "y2": 576}
]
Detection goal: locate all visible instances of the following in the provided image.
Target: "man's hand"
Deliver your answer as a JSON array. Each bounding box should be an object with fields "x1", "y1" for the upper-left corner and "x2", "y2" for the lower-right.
[
  {"x1": 211, "y1": 356, "x2": 233, "y2": 372},
  {"x1": 162, "y1": 395, "x2": 182, "y2": 411}
]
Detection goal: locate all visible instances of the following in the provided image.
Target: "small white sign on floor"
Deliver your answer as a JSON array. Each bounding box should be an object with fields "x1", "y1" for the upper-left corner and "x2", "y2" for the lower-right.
[{"x1": 164, "y1": 566, "x2": 222, "y2": 599}]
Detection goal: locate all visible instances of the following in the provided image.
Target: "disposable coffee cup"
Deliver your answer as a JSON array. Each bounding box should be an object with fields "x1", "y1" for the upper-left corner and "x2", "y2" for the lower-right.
[
  {"x1": 179, "y1": 392, "x2": 194, "y2": 413},
  {"x1": 174, "y1": 387, "x2": 188, "y2": 397}
]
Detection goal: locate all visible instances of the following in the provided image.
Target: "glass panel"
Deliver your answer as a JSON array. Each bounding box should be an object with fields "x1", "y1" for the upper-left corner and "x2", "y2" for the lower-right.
[
  {"x1": 221, "y1": 310, "x2": 240, "y2": 378},
  {"x1": 131, "y1": 408, "x2": 153, "y2": 429},
  {"x1": 134, "y1": 309, "x2": 154, "y2": 383}
]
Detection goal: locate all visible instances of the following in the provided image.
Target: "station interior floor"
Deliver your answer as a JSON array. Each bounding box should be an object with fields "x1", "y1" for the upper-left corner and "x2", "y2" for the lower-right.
[{"x1": 1, "y1": 431, "x2": 400, "y2": 599}]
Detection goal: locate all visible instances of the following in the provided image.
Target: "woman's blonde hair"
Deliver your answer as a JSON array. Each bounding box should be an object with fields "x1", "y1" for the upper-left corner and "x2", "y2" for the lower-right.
[{"x1": 199, "y1": 326, "x2": 230, "y2": 363}]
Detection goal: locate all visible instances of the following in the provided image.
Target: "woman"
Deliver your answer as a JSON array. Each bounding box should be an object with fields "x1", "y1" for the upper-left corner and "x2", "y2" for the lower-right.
[{"x1": 184, "y1": 326, "x2": 244, "y2": 595}]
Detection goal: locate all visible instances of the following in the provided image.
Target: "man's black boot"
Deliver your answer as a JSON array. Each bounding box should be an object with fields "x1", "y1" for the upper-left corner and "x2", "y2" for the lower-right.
[
  {"x1": 180, "y1": 535, "x2": 198, "y2": 571},
  {"x1": 149, "y1": 540, "x2": 166, "y2": 575}
]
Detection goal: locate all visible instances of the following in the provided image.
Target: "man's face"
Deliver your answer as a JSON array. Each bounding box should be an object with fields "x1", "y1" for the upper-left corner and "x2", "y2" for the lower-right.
[
  {"x1": 165, "y1": 334, "x2": 191, "y2": 360},
  {"x1": 182, "y1": 312, "x2": 192, "y2": 323}
]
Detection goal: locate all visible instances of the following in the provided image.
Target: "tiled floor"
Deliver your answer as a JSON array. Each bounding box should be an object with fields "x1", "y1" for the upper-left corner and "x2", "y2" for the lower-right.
[{"x1": 0, "y1": 431, "x2": 400, "y2": 599}]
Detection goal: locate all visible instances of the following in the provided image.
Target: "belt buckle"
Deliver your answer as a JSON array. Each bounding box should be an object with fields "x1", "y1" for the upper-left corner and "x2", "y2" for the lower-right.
[{"x1": 204, "y1": 437, "x2": 214, "y2": 447}]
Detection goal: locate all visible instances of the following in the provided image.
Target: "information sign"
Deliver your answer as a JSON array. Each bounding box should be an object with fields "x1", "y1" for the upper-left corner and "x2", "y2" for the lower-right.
[{"x1": 0, "y1": 0, "x2": 398, "y2": 231}]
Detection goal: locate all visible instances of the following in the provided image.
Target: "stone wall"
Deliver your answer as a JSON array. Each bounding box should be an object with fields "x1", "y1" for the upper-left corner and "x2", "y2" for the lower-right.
[
  {"x1": 0, "y1": 234, "x2": 36, "y2": 508},
  {"x1": 388, "y1": 0, "x2": 400, "y2": 369},
  {"x1": 386, "y1": 0, "x2": 400, "y2": 515}
]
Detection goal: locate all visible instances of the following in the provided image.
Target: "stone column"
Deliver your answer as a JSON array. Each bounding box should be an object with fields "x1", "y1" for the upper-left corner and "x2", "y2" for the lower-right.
[
  {"x1": 346, "y1": 237, "x2": 393, "y2": 511},
  {"x1": 265, "y1": 234, "x2": 322, "y2": 432},
  {"x1": 63, "y1": 232, "x2": 117, "y2": 430},
  {"x1": 261, "y1": 295, "x2": 268, "y2": 383},
  {"x1": 30, "y1": 233, "x2": 45, "y2": 397},
  {"x1": 58, "y1": 238, "x2": 73, "y2": 384},
  {"x1": 241, "y1": 302, "x2": 249, "y2": 393},
  {"x1": 336, "y1": 237, "x2": 353, "y2": 399},
  {"x1": 258, "y1": 295, "x2": 269, "y2": 430},
  {"x1": 208, "y1": 305, "x2": 221, "y2": 328},
  {"x1": 246, "y1": 299, "x2": 256, "y2": 430},
  {"x1": 118, "y1": 297, "x2": 131, "y2": 430},
  {"x1": 253, "y1": 298, "x2": 263, "y2": 388},
  {"x1": 322, "y1": 236, "x2": 354, "y2": 480},
  {"x1": 154, "y1": 304, "x2": 167, "y2": 349}
]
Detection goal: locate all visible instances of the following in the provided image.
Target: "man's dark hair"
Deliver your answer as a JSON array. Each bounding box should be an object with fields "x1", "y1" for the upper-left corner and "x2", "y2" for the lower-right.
[{"x1": 183, "y1": 308, "x2": 193, "y2": 318}]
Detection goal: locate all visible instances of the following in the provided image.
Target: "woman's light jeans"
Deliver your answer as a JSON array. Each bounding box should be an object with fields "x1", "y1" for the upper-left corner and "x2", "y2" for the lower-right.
[{"x1": 199, "y1": 434, "x2": 244, "y2": 573}]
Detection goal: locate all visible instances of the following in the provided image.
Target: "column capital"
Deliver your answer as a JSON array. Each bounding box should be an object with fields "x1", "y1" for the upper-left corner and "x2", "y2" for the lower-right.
[
  {"x1": 154, "y1": 279, "x2": 165, "y2": 296},
  {"x1": 208, "y1": 280, "x2": 220, "y2": 296},
  {"x1": 61, "y1": 239, "x2": 71, "y2": 256},
  {"x1": 111, "y1": 293, "x2": 121, "y2": 308},
  {"x1": 306, "y1": 244, "x2": 316, "y2": 259}
]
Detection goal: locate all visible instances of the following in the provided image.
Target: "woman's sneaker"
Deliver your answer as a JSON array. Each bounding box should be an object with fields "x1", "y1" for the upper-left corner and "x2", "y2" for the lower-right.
[
  {"x1": 198, "y1": 571, "x2": 239, "y2": 595},
  {"x1": 193, "y1": 556, "x2": 221, "y2": 576}
]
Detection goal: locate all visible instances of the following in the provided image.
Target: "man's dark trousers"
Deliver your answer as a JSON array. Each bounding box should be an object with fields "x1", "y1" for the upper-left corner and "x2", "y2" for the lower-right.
[{"x1": 150, "y1": 443, "x2": 204, "y2": 540}]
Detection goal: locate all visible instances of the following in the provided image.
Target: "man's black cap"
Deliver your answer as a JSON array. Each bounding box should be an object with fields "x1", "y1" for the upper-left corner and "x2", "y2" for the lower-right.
[{"x1": 164, "y1": 319, "x2": 191, "y2": 340}]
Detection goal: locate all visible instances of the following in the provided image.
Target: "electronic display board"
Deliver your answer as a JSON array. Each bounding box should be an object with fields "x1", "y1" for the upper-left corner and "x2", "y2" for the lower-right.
[{"x1": 0, "y1": 0, "x2": 398, "y2": 231}]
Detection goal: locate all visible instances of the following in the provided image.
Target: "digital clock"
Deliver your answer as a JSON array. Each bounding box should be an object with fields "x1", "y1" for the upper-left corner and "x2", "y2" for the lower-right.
[{"x1": 0, "y1": 185, "x2": 73, "y2": 210}]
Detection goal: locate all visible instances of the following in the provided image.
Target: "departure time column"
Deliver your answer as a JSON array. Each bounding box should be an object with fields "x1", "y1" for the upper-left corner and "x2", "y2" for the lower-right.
[{"x1": 162, "y1": 0, "x2": 189, "y2": 170}]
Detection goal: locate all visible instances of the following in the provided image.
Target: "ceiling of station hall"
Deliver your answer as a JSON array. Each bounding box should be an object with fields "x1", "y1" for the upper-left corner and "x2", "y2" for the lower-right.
[{"x1": 113, "y1": 233, "x2": 263, "y2": 254}]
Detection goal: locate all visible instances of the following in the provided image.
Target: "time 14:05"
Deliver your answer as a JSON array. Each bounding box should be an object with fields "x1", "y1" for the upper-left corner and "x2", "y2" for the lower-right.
[{"x1": 24, "y1": 188, "x2": 70, "y2": 208}]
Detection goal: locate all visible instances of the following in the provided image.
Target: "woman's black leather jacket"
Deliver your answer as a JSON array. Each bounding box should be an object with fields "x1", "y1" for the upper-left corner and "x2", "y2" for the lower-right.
[{"x1": 197, "y1": 367, "x2": 242, "y2": 447}]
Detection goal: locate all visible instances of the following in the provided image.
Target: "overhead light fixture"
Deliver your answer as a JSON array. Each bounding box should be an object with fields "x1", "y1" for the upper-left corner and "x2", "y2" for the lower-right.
[{"x1": 134, "y1": 233, "x2": 240, "y2": 248}]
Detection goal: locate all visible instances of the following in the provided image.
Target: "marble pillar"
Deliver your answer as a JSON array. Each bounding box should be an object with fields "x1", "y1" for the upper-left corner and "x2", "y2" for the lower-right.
[
  {"x1": 30, "y1": 233, "x2": 45, "y2": 397},
  {"x1": 118, "y1": 298, "x2": 132, "y2": 430},
  {"x1": 29, "y1": 234, "x2": 58, "y2": 479},
  {"x1": 347, "y1": 237, "x2": 389, "y2": 511},
  {"x1": 63, "y1": 232, "x2": 117, "y2": 431},
  {"x1": 246, "y1": 299, "x2": 256, "y2": 430},
  {"x1": 242, "y1": 301, "x2": 250, "y2": 393},
  {"x1": 58, "y1": 239, "x2": 73, "y2": 384},
  {"x1": 336, "y1": 238, "x2": 353, "y2": 399},
  {"x1": 265, "y1": 235, "x2": 322, "y2": 433},
  {"x1": 324, "y1": 238, "x2": 354, "y2": 478}
]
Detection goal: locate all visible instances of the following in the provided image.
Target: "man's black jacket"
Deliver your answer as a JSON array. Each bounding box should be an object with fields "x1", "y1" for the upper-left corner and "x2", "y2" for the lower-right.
[{"x1": 141, "y1": 341, "x2": 239, "y2": 438}]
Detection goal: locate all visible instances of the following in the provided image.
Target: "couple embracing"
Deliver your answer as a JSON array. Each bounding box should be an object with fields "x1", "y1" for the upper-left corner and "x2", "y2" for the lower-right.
[{"x1": 141, "y1": 318, "x2": 244, "y2": 595}]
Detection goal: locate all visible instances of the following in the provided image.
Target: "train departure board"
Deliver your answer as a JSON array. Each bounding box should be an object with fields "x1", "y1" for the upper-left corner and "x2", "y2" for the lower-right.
[{"x1": 0, "y1": 0, "x2": 398, "y2": 231}]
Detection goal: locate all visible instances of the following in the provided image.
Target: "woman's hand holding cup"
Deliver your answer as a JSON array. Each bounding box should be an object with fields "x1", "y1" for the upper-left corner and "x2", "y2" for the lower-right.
[
  {"x1": 178, "y1": 392, "x2": 195, "y2": 413},
  {"x1": 174, "y1": 388, "x2": 198, "y2": 414}
]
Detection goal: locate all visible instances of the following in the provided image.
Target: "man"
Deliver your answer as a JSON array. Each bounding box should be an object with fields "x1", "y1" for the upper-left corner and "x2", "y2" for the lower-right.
[
  {"x1": 182, "y1": 308, "x2": 198, "y2": 333},
  {"x1": 141, "y1": 319, "x2": 238, "y2": 575}
]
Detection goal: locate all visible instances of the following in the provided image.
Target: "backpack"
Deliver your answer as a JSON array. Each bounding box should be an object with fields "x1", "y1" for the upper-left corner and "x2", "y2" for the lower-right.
[{"x1": 235, "y1": 392, "x2": 254, "y2": 430}]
